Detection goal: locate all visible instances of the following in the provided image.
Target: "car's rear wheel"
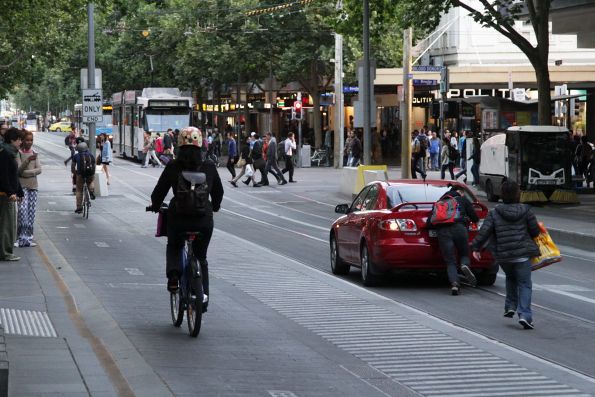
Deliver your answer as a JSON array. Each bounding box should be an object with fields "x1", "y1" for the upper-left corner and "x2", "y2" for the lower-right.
[
  {"x1": 360, "y1": 243, "x2": 379, "y2": 287},
  {"x1": 477, "y1": 272, "x2": 497, "y2": 286},
  {"x1": 56, "y1": 128, "x2": 61, "y2": 132},
  {"x1": 330, "y1": 234, "x2": 350, "y2": 275},
  {"x1": 485, "y1": 180, "x2": 500, "y2": 202}
]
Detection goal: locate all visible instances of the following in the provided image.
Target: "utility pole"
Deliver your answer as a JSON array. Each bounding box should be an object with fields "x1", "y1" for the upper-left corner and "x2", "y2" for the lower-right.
[
  {"x1": 400, "y1": 27, "x2": 413, "y2": 178},
  {"x1": 362, "y1": 0, "x2": 371, "y2": 165},
  {"x1": 269, "y1": 60, "x2": 274, "y2": 134},
  {"x1": 236, "y1": 74, "x2": 241, "y2": 152},
  {"x1": 87, "y1": 3, "x2": 96, "y2": 147},
  {"x1": 334, "y1": 32, "x2": 344, "y2": 168}
]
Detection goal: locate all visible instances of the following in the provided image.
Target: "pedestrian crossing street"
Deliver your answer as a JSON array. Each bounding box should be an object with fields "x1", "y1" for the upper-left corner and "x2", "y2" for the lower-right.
[{"x1": 216, "y1": 258, "x2": 592, "y2": 397}]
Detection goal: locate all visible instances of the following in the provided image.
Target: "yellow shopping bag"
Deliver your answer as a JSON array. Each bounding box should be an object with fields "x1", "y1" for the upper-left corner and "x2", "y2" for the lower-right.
[{"x1": 531, "y1": 223, "x2": 562, "y2": 271}]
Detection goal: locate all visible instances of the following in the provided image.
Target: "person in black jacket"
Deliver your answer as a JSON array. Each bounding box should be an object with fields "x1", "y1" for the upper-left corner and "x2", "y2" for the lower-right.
[
  {"x1": 432, "y1": 184, "x2": 479, "y2": 295},
  {"x1": 250, "y1": 134, "x2": 268, "y2": 187},
  {"x1": 0, "y1": 128, "x2": 24, "y2": 261},
  {"x1": 150, "y1": 127, "x2": 224, "y2": 308},
  {"x1": 472, "y1": 181, "x2": 540, "y2": 330}
]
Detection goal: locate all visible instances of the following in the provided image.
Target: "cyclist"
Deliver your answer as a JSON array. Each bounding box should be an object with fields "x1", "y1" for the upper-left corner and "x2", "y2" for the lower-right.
[
  {"x1": 149, "y1": 127, "x2": 223, "y2": 311},
  {"x1": 71, "y1": 142, "x2": 96, "y2": 213}
]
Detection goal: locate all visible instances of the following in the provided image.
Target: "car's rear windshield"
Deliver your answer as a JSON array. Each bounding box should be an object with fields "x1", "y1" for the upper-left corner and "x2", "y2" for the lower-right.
[{"x1": 386, "y1": 185, "x2": 474, "y2": 208}]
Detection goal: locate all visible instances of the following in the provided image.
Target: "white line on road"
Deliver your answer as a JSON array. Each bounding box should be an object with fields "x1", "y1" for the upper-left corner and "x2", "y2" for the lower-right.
[
  {"x1": 94, "y1": 241, "x2": 110, "y2": 248},
  {"x1": 221, "y1": 208, "x2": 327, "y2": 243},
  {"x1": 124, "y1": 268, "x2": 145, "y2": 276}
]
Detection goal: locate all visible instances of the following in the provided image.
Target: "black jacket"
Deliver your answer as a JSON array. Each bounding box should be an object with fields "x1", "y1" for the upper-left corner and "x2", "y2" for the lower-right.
[
  {"x1": 240, "y1": 144, "x2": 252, "y2": 165},
  {"x1": 0, "y1": 146, "x2": 23, "y2": 197},
  {"x1": 472, "y1": 204, "x2": 540, "y2": 262},
  {"x1": 251, "y1": 140, "x2": 263, "y2": 160},
  {"x1": 432, "y1": 189, "x2": 479, "y2": 226},
  {"x1": 150, "y1": 155, "x2": 224, "y2": 216}
]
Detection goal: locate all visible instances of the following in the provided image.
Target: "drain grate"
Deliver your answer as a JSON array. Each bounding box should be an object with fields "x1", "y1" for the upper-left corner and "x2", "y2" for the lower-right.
[{"x1": 0, "y1": 308, "x2": 57, "y2": 337}]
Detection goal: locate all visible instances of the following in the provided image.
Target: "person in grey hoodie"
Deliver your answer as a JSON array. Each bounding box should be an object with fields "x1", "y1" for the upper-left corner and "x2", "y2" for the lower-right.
[
  {"x1": 265, "y1": 132, "x2": 287, "y2": 185},
  {"x1": 472, "y1": 181, "x2": 541, "y2": 330}
]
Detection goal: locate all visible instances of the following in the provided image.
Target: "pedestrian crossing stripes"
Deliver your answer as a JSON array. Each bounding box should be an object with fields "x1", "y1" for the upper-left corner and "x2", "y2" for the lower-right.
[
  {"x1": 0, "y1": 308, "x2": 57, "y2": 337},
  {"x1": 216, "y1": 262, "x2": 592, "y2": 397}
]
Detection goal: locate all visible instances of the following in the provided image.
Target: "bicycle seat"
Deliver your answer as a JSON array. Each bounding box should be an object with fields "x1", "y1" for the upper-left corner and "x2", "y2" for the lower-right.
[{"x1": 182, "y1": 171, "x2": 206, "y2": 185}]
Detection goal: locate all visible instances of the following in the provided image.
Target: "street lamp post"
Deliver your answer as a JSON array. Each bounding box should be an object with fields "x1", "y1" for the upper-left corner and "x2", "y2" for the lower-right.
[{"x1": 362, "y1": 0, "x2": 371, "y2": 165}]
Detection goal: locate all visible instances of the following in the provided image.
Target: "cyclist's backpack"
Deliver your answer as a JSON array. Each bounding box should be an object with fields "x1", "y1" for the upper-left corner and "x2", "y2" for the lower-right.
[
  {"x1": 430, "y1": 195, "x2": 461, "y2": 225},
  {"x1": 418, "y1": 135, "x2": 428, "y2": 151},
  {"x1": 175, "y1": 170, "x2": 209, "y2": 216},
  {"x1": 79, "y1": 153, "x2": 95, "y2": 177},
  {"x1": 448, "y1": 144, "x2": 459, "y2": 163}
]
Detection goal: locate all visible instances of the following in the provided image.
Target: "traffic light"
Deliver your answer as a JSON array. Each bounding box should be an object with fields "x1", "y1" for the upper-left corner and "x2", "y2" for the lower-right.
[{"x1": 293, "y1": 100, "x2": 302, "y2": 120}]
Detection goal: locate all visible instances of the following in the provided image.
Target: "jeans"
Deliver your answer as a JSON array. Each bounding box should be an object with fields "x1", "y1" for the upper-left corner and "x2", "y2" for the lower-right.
[
  {"x1": 0, "y1": 196, "x2": 17, "y2": 259},
  {"x1": 143, "y1": 150, "x2": 162, "y2": 167},
  {"x1": 412, "y1": 155, "x2": 426, "y2": 179},
  {"x1": 226, "y1": 156, "x2": 238, "y2": 179},
  {"x1": 500, "y1": 260, "x2": 533, "y2": 322},
  {"x1": 436, "y1": 223, "x2": 471, "y2": 284},
  {"x1": 430, "y1": 152, "x2": 439, "y2": 170},
  {"x1": 471, "y1": 162, "x2": 480, "y2": 185},
  {"x1": 75, "y1": 175, "x2": 95, "y2": 209}
]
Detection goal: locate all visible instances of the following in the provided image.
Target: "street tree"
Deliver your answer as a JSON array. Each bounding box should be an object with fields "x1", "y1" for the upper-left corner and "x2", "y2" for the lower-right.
[{"x1": 341, "y1": 0, "x2": 553, "y2": 125}]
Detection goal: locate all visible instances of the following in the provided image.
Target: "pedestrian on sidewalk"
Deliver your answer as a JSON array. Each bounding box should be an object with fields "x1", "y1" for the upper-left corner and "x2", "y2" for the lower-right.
[
  {"x1": 429, "y1": 131, "x2": 440, "y2": 171},
  {"x1": 430, "y1": 184, "x2": 478, "y2": 295},
  {"x1": 99, "y1": 133, "x2": 113, "y2": 185},
  {"x1": 16, "y1": 130, "x2": 41, "y2": 248},
  {"x1": 265, "y1": 132, "x2": 287, "y2": 185},
  {"x1": 349, "y1": 131, "x2": 362, "y2": 166},
  {"x1": 282, "y1": 132, "x2": 297, "y2": 183},
  {"x1": 0, "y1": 128, "x2": 24, "y2": 261},
  {"x1": 251, "y1": 133, "x2": 268, "y2": 187},
  {"x1": 469, "y1": 135, "x2": 481, "y2": 186},
  {"x1": 142, "y1": 131, "x2": 162, "y2": 168},
  {"x1": 440, "y1": 137, "x2": 456, "y2": 180},
  {"x1": 344, "y1": 129, "x2": 353, "y2": 167},
  {"x1": 411, "y1": 130, "x2": 427, "y2": 180},
  {"x1": 455, "y1": 131, "x2": 470, "y2": 182},
  {"x1": 155, "y1": 133, "x2": 164, "y2": 157},
  {"x1": 230, "y1": 137, "x2": 254, "y2": 187},
  {"x1": 226, "y1": 131, "x2": 238, "y2": 180},
  {"x1": 472, "y1": 181, "x2": 541, "y2": 330}
]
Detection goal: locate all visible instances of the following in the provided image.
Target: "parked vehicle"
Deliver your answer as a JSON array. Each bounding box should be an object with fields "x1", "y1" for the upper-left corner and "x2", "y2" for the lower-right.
[
  {"x1": 479, "y1": 126, "x2": 573, "y2": 202},
  {"x1": 330, "y1": 180, "x2": 496, "y2": 287}
]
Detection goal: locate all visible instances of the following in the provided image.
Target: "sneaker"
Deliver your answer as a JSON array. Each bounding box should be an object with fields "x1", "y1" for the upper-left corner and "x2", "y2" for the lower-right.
[
  {"x1": 280, "y1": 180, "x2": 288, "y2": 185},
  {"x1": 242, "y1": 179, "x2": 250, "y2": 186},
  {"x1": 460, "y1": 265, "x2": 477, "y2": 287},
  {"x1": 451, "y1": 283, "x2": 460, "y2": 296},
  {"x1": 90, "y1": 192, "x2": 96, "y2": 200},
  {"x1": 29, "y1": 242, "x2": 38, "y2": 247},
  {"x1": 74, "y1": 208, "x2": 83, "y2": 214},
  {"x1": 2, "y1": 254, "x2": 20, "y2": 261},
  {"x1": 253, "y1": 183, "x2": 262, "y2": 188},
  {"x1": 504, "y1": 310, "x2": 515, "y2": 318},
  {"x1": 229, "y1": 181, "x2": 238, "y2": 188},
  {"x1": 519, "y1": 319, "x2": 534, "y2": 330},
  {"x1": 289, "y1": 180, "x2": 297, "y2": 183}
]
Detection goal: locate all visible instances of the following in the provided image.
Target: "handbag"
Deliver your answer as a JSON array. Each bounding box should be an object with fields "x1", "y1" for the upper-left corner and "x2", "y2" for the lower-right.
[
  {"x1": 236, "y1": 155, "x2": 246, "y2": 168},
  {"x1": 245, "y1": 164, "x2": 254, "y2": 177},
  {"x1": 531, "y1": 223, "x2": 562, "y2": 271},
  {"x1": 96, "y1": 153, "x2": 102, "y2": 165}
]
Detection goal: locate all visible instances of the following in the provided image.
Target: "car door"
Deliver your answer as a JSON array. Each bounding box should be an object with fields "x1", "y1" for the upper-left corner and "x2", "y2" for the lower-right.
[{"x1": 341, "y1": 186, "x2": 371, "y2": 263}]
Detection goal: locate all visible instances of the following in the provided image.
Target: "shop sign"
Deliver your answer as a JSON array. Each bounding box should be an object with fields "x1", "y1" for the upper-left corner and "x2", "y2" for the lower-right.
[
  {"x1": 412, "y1": 95, "x2": 434, "y2": 105},
  {"x1": 447, "y1": 88, "x2": 534, "y2": 99}
]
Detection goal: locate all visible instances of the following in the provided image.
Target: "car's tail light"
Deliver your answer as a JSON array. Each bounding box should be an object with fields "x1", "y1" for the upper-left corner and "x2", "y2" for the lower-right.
[
  {"x1": 379, "y1": 219, "x2": 418, "y2": 232},
  {"x1": 469, "y1": 219, "x2": 484, "y2": 231}
]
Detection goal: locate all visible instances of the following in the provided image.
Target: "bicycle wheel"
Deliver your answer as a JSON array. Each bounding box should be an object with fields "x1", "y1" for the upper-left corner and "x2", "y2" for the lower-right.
[
  {"x1": 186, "y1": 255, "x2": 203, "y2": 337},
  {"x1": 170, "y1": 289, "x2": 184, "y2": 327}
]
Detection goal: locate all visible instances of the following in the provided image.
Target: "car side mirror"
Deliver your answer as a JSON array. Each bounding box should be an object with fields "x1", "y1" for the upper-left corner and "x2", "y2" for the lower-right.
[{"x1": 335, "y1": 204, "x2": 350, "y2": 214}]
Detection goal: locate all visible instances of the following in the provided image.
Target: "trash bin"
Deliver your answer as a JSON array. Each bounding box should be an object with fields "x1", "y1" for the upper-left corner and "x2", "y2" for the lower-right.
[
  {"x1": 94, "y1": 166, "x2": 109, "y2": 197},
  {"x1": 300, "y1": 145, "x2": 311, "y2": 168}
]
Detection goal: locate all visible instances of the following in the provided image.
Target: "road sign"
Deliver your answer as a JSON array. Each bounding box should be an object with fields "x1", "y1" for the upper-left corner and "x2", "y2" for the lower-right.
[
  {"x1": 413, "y1": 79, "x2": 437, "y2": 86},
  {"x1": 82, "y1": 89, "x2": 103, "y2": 123},
  {"x1": 412, "y1": 65, "x2": 443, "y2": 72},
  {"x1": 83, "y1": 116, "x2": 103, "y2": 123},
  {"x1": 80, "y1": 68, "x2": 102, "y2": 89}
]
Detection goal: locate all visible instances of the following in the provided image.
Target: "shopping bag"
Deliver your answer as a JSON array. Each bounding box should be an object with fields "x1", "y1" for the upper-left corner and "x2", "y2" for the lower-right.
[
  {"x1": 236, "y1": 155, "x2": 246, "y2": 168},
  {"x1": 155, "y1": 209, "x2": 168, "y2": 237},
  {"x1": 531, "y1": 223, "x2": 562, "y2": 271},
  {"x1": 245, "y1": 164, "x2": 254, "y2": 177}
]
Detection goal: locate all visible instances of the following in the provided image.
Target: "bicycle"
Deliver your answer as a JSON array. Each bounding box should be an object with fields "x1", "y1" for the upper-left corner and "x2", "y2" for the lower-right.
[
  {"x1": 81, "y1": 181, "x2": 91, "y2": 219},
  {"x1": 147, "y1": 205, "x2": 205, "y2": 337}
]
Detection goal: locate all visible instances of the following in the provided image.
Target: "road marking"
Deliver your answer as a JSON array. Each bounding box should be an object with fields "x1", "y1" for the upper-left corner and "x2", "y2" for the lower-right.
[
  {"x1": 56, "y1": 226, "x2": 69, "y2": 229},
  {"x1": 73, "y1": 224, "x2": 86, "y2": 229},
  {"x1": 48, "y1": 201, "x2": 56, "y2": 205},
  {"x1": 536, "y1": 284, "x2": 593, "y2": 292},
  {"x1": 218, "y1": 230, "x2": 595, "y2": 391},
  {"x1": 124, "y1": 268, "x2": 144, "y2": 276},
  {"x1": 291, "y1": 193, "x2": 337, "y2": 207},
  {"x1": 0, "y1": 308, "x2": 57, "y2": 337},
  {"x1": 107, "y1": 283, "x2": 163, "y2": 289},
  {"x1": 221, "y1": 208, "x2": 327, "y2": 243},
  {"x1": 94, "y1": 241, "x2": 110, "y2": 248},
  {"x1": 267, "y1": 391, "x2": 299, "y2": 397},
  {"x1": 223, "y1": 196, "x2": 330, "y2": 231}
]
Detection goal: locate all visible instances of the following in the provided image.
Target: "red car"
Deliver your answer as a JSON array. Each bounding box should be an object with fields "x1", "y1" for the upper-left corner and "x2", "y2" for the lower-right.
[{"x1": 330, "y1": 180, "x2": 496, "y2": 286}]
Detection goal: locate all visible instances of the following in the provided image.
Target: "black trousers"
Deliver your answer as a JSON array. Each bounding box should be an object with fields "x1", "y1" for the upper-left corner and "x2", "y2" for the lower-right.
[
  {"x1": 166, "y1": 214, "x2": 213, "y2": 296},
  {"x1": 282, "y1": 154, "x2": 295, "y2": 181},
  {"x1": 436, "y1": 223, "x2": 470, "y2": 284},
  {"x1": 254, "y1": 159, "x2": 268, "y2": 185},
  {"x1": 441, "y1": 163, "x2": 455, "y2": 180},
  {"x1": 226, "y1": 156, "x2": 237, "y2": 178},
  {"x1": 267, "y1": 160, "x2": 285, "y2": 182}
]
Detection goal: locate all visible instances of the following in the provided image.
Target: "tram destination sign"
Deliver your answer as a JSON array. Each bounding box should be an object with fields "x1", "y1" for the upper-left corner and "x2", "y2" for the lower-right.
[{"x1": 82, "y1": 89, "x2": 103, "y2": 123}]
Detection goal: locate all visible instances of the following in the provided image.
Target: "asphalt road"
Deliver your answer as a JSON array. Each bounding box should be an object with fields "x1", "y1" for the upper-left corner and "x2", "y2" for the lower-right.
[{"x1": 24, "y1": 131, "x2": 595, "y2": 395}]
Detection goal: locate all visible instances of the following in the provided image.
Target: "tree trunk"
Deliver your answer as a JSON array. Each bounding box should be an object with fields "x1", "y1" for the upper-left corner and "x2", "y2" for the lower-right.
[
  {"x1": 309, "y1": 61, "x2": 322, "y2": 148},
  {"x1": 530, "y1": 57, "x2": 552, "y2": 126}
]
